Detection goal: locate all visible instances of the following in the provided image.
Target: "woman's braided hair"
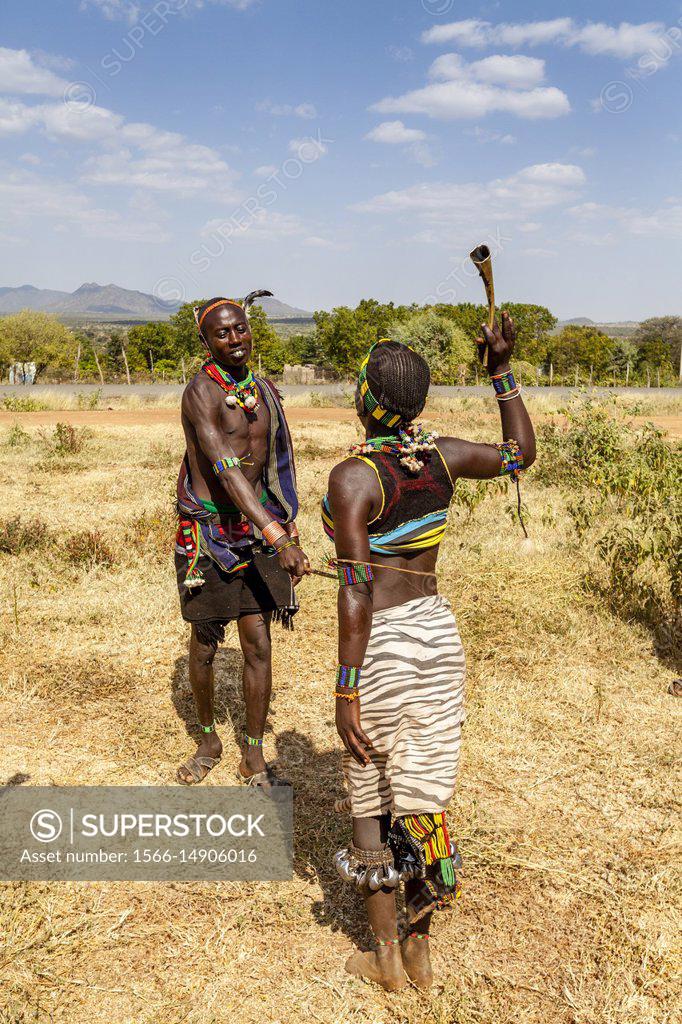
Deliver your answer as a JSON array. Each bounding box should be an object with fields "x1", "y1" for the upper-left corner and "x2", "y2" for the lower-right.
[{"x1": 365, "y1": 341, "x2": 430, "y2": 425}]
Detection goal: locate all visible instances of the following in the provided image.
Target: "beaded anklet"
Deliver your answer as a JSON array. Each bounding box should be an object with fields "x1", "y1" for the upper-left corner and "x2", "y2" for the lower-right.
[
  {"x1": 200, "y1": 721, "x2": 216, "y2": 734},
  {"x1": 375, "y1": 937, "x2": 400, "y2": 947},
  {"x1": 244, "y1": 734, "x2": 263, "y2": 747},
  {"x1": 407, "y1": 932, "x2": 430, "y2": 941}
]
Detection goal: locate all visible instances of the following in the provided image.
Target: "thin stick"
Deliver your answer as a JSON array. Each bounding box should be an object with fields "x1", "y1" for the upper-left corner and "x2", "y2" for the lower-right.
[{"x1": 331, "y1": 557, "x2": 437, "y2": 580}]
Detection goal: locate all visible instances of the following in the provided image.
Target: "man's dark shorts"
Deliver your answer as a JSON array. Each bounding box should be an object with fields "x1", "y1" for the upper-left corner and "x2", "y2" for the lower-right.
[{"x1": 175, "y1": 544, "x2": 296, "y2": 645}]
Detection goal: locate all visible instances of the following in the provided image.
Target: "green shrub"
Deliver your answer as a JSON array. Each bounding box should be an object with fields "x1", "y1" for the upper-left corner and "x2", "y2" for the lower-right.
[
  {"x1": 4, "y1": 423, "x2": 30, "y2": 447},
  {"x1": 537, "y1": 401, "x2": 681, "y2": 648},
  {"x1": 2, "y1": 395, "x2": 47, "y2": 412},
  {"x1": 52, "y1": 422, "x2": 86, "y2": 456}
]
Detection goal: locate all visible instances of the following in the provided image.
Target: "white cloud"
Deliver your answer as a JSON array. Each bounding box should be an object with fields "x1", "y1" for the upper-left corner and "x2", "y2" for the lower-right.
[
  {"x1": 301, "y1": 236, "x2": 335, "y2": 248},
  {"x1": 81, "y1": 0, "x2": 259, "y2": 22},
  {"x1": 430, "y1": 53, "x2": 546, "y2": 89},
  {"x1": 471, "y1": 127, "x2": 516, "y2": 145},
  {"x1": 569, "y1": 198, "x2": 682, "y2": 239},
  {"x1": 19, "y1": 152, "x2": 42, "y2": 165},
  {"x1": 201, "y1": 210, "x2": 307, "y2": 243},
  {"x1": 422, "y1": 19, "x2": 667, "y2": 60},
  {"x1": 0, "y1": 169, "x2": 169, "y2": 242},
  {"x1": 0, "y1": 69, "x2": 241, "y2": 202},
  {"x1": 373, "y1": 49, "x2": 567, "y2": 122},
  {"x1": 0, "y1": 47, "x2": 69, "y2": 97},
  {"x1": 257, "y1": 100, "x2": 317, "y2": 120},
  {"x1": 254, "y1": 164, "x2": 278, "y2": 178},
  {"x1": 372, "y1": 80, "x2": 569, "y2": 121},
  {"x1": 352, "y1": 162, "x2": 586, "y2": 238},
  {"x1": 365, "y1": 120, "x2": 426, "y2": 144},
  {"x1": 288, "y1": 135, "x2": 328, "y2": 160}
]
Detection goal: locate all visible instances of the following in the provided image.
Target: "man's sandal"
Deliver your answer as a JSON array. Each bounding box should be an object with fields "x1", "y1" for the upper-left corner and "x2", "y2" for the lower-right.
[
  {"x1": 176, "y1": 754, "x2": 222, "y2": 785},
  {"x1": 236, "y1": 765, "x2": 291, "y2": 788}
]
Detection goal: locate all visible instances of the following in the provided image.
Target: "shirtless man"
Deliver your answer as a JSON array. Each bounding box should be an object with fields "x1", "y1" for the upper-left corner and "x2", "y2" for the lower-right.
[{"x1": 174, "y1": 291, "x2": 310, "y2": 786}]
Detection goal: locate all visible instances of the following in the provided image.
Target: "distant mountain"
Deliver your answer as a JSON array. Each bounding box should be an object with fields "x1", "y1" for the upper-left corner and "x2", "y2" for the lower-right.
[
  {"x1": 555, "y1": 318, "x2": 640, "y2": 338},
  {"x1": 0, "y1": 283, "x2": 312, "y2": 321}
]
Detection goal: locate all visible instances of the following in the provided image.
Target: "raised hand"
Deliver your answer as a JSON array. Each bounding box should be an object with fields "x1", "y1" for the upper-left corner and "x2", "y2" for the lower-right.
[{"x1": 476, "y1": 310, "x2": 516, "y2": 375}]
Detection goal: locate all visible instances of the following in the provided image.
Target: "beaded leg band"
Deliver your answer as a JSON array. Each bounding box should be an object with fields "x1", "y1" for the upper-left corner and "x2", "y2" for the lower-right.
[
  {"x1": 244, "y1": 734, "x2": 263, "y2": 747},
  {"x1": 375, "y1": 937, "x2": 400, "y2": 947},
  {"x1": 199, "y1": 721, "x2": 215, "y2": 734}
]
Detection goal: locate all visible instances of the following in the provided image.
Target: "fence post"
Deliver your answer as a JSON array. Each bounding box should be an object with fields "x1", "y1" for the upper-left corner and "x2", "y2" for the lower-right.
[
  {"x1": 574, "y1": 366, "x2": 578, "y2": 387},
  {"x1": 149, "y1": 349, "x2": 155, "y2": 380},
  {"x1": 74, "y1": 341, "x2": 81, "y2": 383},
  {"x1": 646, "y1": 368, "x2": 651, "y2": 388},
  {"x1": 93, "y1": 348, "x2": 105, "y2": 386},
  {"x1": 589, "y1": 364, "x2": 593, "y2": 386},
  {"x1": 657, "y1": 367, "x2": 661, "y2": 388},
  {"x1": 549, "y1": 362, "x2": 554, "y2": 386},
  {"x1": 626, "y1": 361, "x2": 630, "y2": 386},
  {"x1": 181, "y1": 356, "x2": 187, "y2": 385},
  {"x1": 121, "y1": 345, "x2": 131, "y2": 386}
]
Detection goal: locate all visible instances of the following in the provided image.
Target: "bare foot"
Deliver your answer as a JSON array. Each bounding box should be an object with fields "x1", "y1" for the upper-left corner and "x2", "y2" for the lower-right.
[
  {"x1": 401, "y1": 936, "x2": 434, "y2": 990},
  {"x1": 176, "y1": 732, "x2": 223, "y2": 785},
  {"x1": 345, "y1": 947, "x2": 406, "y2": 992}
]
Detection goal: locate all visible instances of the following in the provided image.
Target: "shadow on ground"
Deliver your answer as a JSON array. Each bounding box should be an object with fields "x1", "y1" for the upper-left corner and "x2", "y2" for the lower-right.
[{"x1": 169, "y1": 648, "x2": 369, "y2": 948}]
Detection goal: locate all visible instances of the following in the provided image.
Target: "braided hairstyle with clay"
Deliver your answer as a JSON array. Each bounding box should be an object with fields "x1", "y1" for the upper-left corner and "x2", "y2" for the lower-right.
[{"x1": 365, "y1": 341, "x2": 430, "y2": 426}]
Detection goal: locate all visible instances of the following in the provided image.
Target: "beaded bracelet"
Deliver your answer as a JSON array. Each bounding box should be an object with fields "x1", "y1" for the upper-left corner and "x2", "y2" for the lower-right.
[
  {"x1": 490, "y1": 369, "x2": 520, "y2": 402},
  {"x1": 336, "y1": 664, "x2": 362, "y2": 702},
  {"x1": 337, "y1": 562, "x2": 374, "y2": 586},
  {"x1": 212, "y1": 456, "x2": 242, "y2": 475},
  {"x1": 261, "y1": 521, "x2": 288, "y2": 547}
]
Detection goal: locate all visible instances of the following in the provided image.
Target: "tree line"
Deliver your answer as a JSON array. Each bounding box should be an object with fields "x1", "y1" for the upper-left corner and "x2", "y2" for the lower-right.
[{"x1": 0, "y1": 301, "x2": 680, "y2": 386}]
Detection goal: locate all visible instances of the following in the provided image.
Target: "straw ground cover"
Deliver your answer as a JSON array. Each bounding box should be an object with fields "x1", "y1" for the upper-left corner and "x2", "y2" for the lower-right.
[{"x1": 0, "y1": 398, "x2": 680, "y2": 1024}]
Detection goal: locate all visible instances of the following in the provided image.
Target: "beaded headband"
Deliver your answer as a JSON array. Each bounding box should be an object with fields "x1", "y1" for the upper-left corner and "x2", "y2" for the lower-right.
[{"x1": 358, "y1": 339, "x2": 403, "y2": 429}]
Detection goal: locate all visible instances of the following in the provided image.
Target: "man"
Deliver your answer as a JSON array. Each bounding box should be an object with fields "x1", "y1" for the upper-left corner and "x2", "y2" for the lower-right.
[{"x1": 174, "y1": 290, "x2": 310, "y2": 786}]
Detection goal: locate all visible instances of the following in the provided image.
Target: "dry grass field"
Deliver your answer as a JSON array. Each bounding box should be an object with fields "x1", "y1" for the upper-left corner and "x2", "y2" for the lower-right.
[{"x1": 0, "y1": 393, "x2": 680, "y2": 1024}]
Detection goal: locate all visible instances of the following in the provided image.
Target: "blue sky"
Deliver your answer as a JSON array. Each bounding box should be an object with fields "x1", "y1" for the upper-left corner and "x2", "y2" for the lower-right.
[{"x1": 1, "y1": 0, "x2": 681, "y2": 319}]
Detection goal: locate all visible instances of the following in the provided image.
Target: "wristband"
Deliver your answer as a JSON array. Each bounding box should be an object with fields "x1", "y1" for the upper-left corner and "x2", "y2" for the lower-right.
[
  {"x1": 261, "y1": 521, "x2": 288, "y2": 547},
  {"x1": 212, "y1": 456, "x2": 241, "y2": 475},
  {"x1": 490, "y1": 369, "x2": 520, "y2": 402},
  {"x1": 336, "y1": 665, "x2": 361, "y2": 689},
  {"x1": 277, "y1": 539, "x2": 299, "y2": 553},
  {"x1": 288, "y1": 522, "x2": 300, "y2": 540}
]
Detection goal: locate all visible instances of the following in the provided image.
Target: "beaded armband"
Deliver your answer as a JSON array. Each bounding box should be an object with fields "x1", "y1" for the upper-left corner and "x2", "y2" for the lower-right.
[
  {"x1": 336, "y1": 665, "x2": 361, "y2": 701},
  {"x1": 337, "y1": 562, "x2": 374, "y2": 586},
  {"x1": 212, "y1": 456, "x2": 242, "y2": 475},
  {"x1": 493, "y1": 440, "x2": 524, "y2": 480},
  {"x1": 490, "y1": 370, "x2": 520, "y2": 402}
]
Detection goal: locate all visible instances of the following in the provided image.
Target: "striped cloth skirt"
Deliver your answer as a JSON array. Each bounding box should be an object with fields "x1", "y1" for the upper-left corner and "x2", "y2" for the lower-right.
[{"x1": 344, "y1": 594, "x2": 466, "y2": 819}]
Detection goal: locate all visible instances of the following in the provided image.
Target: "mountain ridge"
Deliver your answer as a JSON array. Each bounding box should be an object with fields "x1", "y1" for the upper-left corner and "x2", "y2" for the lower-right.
[{"x1": 0, "y1": 283, "x2": 312, "y2": 321}]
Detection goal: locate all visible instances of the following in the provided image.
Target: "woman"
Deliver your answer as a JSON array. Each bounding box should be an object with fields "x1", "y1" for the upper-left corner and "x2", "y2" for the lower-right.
[{"x1": 323, "y1": 313, "x2": 535, "y2": 991}]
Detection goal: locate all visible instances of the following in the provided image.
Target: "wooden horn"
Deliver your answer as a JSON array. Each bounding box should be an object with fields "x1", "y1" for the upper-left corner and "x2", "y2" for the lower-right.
[{"x1": 469, "y1": 243, "x2": 495, "y2": 367}]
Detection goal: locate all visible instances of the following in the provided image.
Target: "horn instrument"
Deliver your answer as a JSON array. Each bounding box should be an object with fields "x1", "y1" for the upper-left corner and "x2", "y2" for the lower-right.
[{"x1": 469, "y1": 244, "x2": 495, "y2": 368}]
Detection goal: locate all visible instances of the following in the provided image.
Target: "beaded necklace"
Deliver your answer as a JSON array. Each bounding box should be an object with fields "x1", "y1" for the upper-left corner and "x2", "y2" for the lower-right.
[
  {"x1": 202, "y1": 358, "x2": 259, "y2": 412},
  {"x1": 349, "y1": 423, "x2": 438, "y2": 474}
]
